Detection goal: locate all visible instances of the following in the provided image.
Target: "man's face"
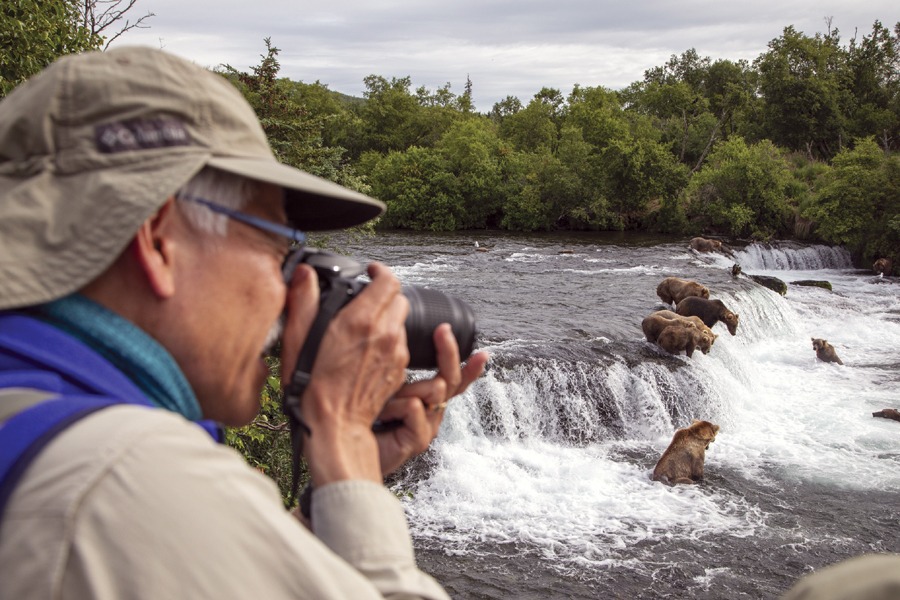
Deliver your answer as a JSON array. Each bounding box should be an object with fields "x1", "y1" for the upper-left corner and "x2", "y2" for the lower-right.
[{"x1": 172, "y1": 184, "x2": 291, "y2": 426}]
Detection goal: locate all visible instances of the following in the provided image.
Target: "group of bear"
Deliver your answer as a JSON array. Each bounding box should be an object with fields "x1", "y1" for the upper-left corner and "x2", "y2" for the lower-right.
[
  {"x1": 649, "y1": 237, "x2": 897, "y2": 487},
  {"x1": 647, "y1": 240, "x2": 739, "y2": 484},
  {"x1": 642, "y1": 276, "x2": 739, "y2": 358},
  {"x1": 644, "y1": 272, "x2": 735, "y2": 485}
]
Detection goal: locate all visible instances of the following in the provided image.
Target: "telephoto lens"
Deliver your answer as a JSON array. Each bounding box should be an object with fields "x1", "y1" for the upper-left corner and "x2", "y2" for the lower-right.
[
  {"x1": 402, "y1": 285, "x2": 476, "y2": 368},
  {"x1": 283, "y1": 248, "x2": 477, "y2": 369}
]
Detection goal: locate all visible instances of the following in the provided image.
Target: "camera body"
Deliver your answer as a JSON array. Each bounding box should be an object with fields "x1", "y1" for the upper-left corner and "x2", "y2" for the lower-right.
[{"x1": 283, "y1": 248, "x2": 477, "y2": 369}]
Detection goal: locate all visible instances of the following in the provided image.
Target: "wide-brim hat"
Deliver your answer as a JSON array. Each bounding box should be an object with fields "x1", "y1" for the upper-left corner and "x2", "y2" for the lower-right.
[{"x1": 0, "y1": 46, "x2": 385, "y2": 310}]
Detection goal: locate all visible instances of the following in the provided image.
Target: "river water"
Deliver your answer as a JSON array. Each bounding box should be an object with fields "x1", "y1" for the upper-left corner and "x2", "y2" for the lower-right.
[{"x1": 335, "y1": 231, "x2": 900, "y2": 599}]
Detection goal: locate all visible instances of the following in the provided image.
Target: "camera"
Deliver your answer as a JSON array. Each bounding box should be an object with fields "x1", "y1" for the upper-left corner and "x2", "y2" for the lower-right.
[{"x1": 282, "y1": 248, "x2": 477, "y2": 369}]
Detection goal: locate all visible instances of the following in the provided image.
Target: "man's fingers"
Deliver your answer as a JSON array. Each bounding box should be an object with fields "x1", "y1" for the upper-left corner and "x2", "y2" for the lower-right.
[
  {"x1": 433, "y1": 323, "x2": 462, "y2": 394},
  {"x1": 280, "y1": 264, "x2": 318, "y2": 385},
  {"x1": 456, "y1": 351, "x2": 490, "y2": 396}
]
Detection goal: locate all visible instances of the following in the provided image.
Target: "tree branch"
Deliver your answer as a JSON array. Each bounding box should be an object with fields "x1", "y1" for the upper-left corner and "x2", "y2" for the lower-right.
[{"x1": 78, "y1": 0, "x2": 155, "y2": 49}]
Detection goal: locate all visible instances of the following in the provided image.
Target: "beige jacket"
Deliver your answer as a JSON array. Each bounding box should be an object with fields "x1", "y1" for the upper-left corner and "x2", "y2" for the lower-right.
[{"x1": 0, "y1": 401, "x2": 449, "y2": 600}]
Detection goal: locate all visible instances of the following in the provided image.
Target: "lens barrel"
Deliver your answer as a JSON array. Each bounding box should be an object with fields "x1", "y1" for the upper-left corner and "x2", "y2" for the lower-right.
[
  {"x1": 284, "y1": 248, "x2": 477, "y2": 370},
  {"x1": 403, "y1": 286, "x2": 477, "y2": 368}
]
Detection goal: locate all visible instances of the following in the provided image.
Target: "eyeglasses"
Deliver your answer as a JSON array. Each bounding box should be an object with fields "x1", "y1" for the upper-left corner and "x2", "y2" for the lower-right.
[{"x1": 178, "y1": 195, "x2": 307, "y2": 245}]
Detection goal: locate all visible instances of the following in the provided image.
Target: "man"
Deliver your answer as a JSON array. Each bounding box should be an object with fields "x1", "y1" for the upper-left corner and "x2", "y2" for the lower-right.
[{"x1": 0, "y1": 47, "x2": 487, "y2": 598}]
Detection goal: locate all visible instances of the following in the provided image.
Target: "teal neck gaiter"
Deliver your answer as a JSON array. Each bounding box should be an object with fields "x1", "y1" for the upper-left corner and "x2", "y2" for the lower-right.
[{"x1": 34, "y1": 294, "x2": 203, "y2": 421}]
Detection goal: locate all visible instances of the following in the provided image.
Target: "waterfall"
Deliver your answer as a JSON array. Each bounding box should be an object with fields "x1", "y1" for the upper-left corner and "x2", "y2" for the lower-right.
[
  {"x1": 732, "y1": 242, "x2": 853, "y2": 271},
  {"x1": 440, "y1": 284, "x2": 797, "y2": 448}
]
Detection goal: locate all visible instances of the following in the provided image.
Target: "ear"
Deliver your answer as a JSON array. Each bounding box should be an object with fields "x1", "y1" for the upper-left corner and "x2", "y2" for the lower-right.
[{"x1": 132, "y1": 198, "x2": 178, "y2": 299}]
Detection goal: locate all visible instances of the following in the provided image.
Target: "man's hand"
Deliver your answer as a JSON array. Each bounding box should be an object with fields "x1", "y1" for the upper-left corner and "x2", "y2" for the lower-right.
[
  {"x1": 375, "y1": 323, "x2": 489, "y2": 476},
  {"x1": 281, "y1": 260, "x2": 488, "y2": 485},
  {"x1": 281, "y1": 261, "x2": 410, "y2": 486}
]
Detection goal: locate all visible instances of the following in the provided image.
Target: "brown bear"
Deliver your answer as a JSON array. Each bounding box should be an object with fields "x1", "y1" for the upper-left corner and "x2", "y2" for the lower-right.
[
  {"x1": 642, "y1": 310, "x2": 694, "y2": 343},
  {"x1": 873, "y1": 257, "x2": 893, "y2": 276},
  {"x1": 812, "y1": 338, "x2": 843, "y2": 365},
  {"x1": 873, "y1": 409, "x2": 900, "y2": 423},
  {"x1": 656, "y1": 323, "x2": 715, "y2": 357},
  {"x1": 656, "y1": 277, "x2": 710, "y2": 306},
  {"x1": 689, "y1": 237, "x2": 723, "y2": 252},
  {"x1": 642, "y1": 310, "x2": 716, "y2": 344},
  {"x1": 675, "y1": 296, "x2": 739, "y2": 336},
  {"x1": 652, "y1": 420, "x2": 720, "y2": 485}
]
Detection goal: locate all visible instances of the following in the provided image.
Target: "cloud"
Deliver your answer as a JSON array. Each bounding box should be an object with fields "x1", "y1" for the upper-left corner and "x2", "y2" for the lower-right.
[{"x1": 114, "y1": 0, "x2": 896, "y2": 111}]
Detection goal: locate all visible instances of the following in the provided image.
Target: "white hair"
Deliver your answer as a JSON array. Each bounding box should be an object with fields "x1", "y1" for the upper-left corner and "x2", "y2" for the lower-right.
[{"x1": 174, "y1": 167, "x2": 258, "y2": 235}]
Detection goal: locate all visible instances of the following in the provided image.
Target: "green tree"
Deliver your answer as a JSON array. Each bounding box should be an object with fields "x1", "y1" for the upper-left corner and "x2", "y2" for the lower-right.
[
  {"x1": 499, "y1": 94, "x2": 559, "y2": 152},
  {"x1": 845, "y1": 21, "x2": 900, "y2": 151},
  {"x1": 755, "y1": 25, "x2": 850, "y2": 159},
  {"x1": 622, "y1": 50, "x2": 759, "y2": 171},
  {"x1": 501, "y1": 152, "x2": 583, "y2": 231},
  {"x1": 700, "y1": 59, "x2": 759, "y2": 166},
  {"x1": 683, "y1": 137, "x2": 797, "y2": 238},
  {"x1": 1, "y1": 0, "x2": 101, "y2": 96},
  {"x1": 435, "y1": 118, "x2": 508, "y2": 228},
  {"x1": 621, "y1": 50, "x2": 712, "y2": 165},
  {"x1": 803, "y1": 137, "x2": 900, "y2": 260},
  {"x1": 222, "y1": 39, "x2": 366, "y2": 192},
  {"x1": 283, "y1": 79, "x2": 359, "y2": 152},
  {"x1": 566, "y1": 85, "x2": 688, "y2": 225},
  {"x1": 354, "y1": 75, "x2": 435, "y2": 155},
  {"x1": 488, "y1": 95, "x2": 523, "y2": 124},
  {"x1": 555, "y1": 125, "x2": 615, "y2": 229},
  {"x1": 366, "y1": 146, "x2": 461, "y2": 230},
  {"x1": 565, "y1": 85, "x2": 631, "y2": 151},
  {"x1": 600, "y1": 136, "x2": 689, "y2": 221}
]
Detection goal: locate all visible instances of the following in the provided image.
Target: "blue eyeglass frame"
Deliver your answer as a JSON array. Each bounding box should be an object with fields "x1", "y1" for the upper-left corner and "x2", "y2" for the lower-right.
[{"x1": 178, "y1": 194, "x2": 307, "y2": 245}]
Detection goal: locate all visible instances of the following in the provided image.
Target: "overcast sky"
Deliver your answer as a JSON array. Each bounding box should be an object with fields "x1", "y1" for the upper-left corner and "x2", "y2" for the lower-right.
[{"x1": 112, "y1": 1, "x2": 897, "y2": 111}]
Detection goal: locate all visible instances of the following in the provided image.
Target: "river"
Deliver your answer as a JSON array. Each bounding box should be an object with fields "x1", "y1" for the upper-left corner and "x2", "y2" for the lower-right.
[{"x1": 333, "y1": 231, "x2": 900, "y2": 599}]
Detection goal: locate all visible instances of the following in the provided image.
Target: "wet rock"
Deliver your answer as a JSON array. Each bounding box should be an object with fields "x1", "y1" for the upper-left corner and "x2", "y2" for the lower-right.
[
  {"x1": 750, "y1": 274, "x2": 787, "y2": 296},
  {"x1": 790, "y1": 280, "x2": 833, "y2": 291}
]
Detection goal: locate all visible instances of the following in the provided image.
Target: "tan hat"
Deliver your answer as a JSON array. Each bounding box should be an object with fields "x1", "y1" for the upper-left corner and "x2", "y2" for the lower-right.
[{"x1": 0, "y1": 46, "x2": 385, "y2": 310}]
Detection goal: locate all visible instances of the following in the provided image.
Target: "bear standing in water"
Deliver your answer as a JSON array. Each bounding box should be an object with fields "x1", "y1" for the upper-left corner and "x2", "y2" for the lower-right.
[
  {"x1": 652, "y1": 420, "x2": 720, "y2": 485},
  {"x1": 873, "y1": 257, "x2": 892, "y2": 276},
  {"x1": 812, "y1": 338, "x2": 843, "y2": 365}
]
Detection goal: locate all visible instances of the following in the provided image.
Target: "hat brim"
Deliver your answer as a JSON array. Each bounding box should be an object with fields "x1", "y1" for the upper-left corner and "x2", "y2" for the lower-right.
[{"x1": 207, "y1": 156, "x2": 385, "y2": 231}]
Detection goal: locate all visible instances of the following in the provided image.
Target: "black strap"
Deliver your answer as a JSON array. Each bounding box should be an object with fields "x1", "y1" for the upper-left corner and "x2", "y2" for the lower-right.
[{"x1": 282, "y1": 279, "x2": 355, "y2": 505}]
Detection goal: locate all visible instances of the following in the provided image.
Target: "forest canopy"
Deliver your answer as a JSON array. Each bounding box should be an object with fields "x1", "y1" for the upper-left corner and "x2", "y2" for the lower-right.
[
  {"x1": 218, "y1": 24, "x2": 898, "y2": 268},
  {"x1": 4, "y1": 10, "x2": 898, "y2": 267}
]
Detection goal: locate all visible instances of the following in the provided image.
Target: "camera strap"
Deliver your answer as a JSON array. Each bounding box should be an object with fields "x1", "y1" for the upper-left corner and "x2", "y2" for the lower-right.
[{"x1": 282, "y1": 279, "x2": 356, "y2": 506}]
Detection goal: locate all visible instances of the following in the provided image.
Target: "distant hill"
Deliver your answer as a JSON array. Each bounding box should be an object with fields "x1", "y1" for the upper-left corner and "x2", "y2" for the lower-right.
[
  {"x1": 332, "y1": 89, "x2": 365, "y2": 107},
  {"x1": 282, "y1": 77, "x2": 366, "y2": 109}
]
